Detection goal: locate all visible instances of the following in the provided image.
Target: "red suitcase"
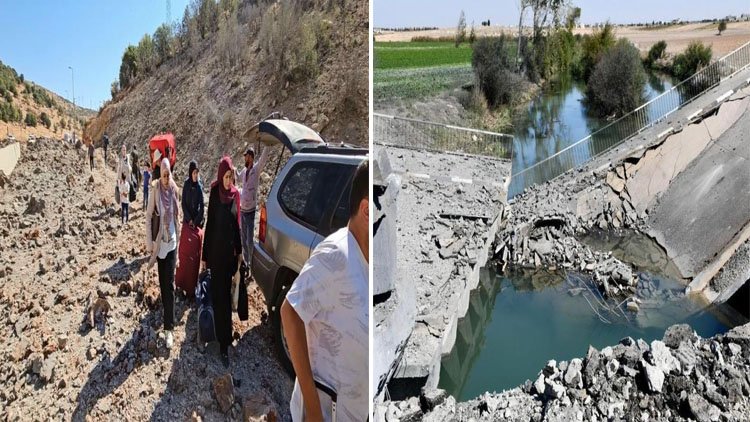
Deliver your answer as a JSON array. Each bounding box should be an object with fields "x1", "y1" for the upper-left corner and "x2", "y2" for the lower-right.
[{"x1": 175, "y1": 222, "x2": 203, "y2": 298}]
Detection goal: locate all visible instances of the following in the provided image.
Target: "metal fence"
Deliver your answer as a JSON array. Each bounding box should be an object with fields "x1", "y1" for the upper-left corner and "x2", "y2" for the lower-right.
[
  {"x1": 508, "y1": 40, "x2": 750, "y2": 198},
  {"x1": 373, "y1": 113, "x2": 513, "y2": 159}
]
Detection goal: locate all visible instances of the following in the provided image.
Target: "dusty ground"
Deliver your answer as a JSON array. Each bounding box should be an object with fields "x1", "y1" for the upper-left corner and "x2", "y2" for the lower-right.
[
  {"x1": 0, "y1": 139, "x2": 292, "y2": 421},
  {"x1": 376, "y1": 21, "x2": 750, "y2": 57}
]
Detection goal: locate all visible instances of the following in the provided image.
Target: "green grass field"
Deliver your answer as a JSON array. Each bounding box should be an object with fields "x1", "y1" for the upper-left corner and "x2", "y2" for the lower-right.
[
  {"x1": 374, "y1": 41, "x2": 474, "y2": 69},
  {"x1": 374, "y1": 65, "x2": 474, "y2": 101}
]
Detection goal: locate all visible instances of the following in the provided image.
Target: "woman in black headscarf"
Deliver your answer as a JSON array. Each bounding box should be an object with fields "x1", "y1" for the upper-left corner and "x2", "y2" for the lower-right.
[
  {"x1": 182, "y1": 160, "x2": 205, "y2": 229},
  {"x1": 201, "y1": 156, "x2": 242, "y2": 367}
]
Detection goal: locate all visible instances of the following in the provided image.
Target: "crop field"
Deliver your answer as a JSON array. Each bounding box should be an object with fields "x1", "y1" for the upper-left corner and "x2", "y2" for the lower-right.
[
  {"x1": 374, "y1": 65, "x2": 474, "y2": 101},
  {"x1": 374, "y1": 40, "x2": 519, "y2": 101},
  {"x1": 374, "y1": 41, "x2": 474, "y2": 69}
]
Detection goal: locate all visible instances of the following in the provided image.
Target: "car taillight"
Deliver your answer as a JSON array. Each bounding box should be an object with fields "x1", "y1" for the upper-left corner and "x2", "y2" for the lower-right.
[{"x1": 259, "y1": 204, "x2": 267, "y2": 244}]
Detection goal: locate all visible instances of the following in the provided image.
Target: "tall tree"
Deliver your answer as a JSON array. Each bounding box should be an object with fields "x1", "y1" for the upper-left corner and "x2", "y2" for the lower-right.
[
  {"x1": 154, "y1": 23, "x2": 174, "y2": 64},
  {"x1": 718, "y1": 20, "x2": 727, "y2": 35},
  {"x1": 456, "y1": 10, "x2": 467, "y2": 47}
]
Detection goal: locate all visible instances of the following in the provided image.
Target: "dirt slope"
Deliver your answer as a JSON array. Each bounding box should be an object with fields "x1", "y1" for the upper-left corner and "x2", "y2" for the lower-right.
[{"x1": 84, "y1": 0, "x2": 369, "y2": 184}]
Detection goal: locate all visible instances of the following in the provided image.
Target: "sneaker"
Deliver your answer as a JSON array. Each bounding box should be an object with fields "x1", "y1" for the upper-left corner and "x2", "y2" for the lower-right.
[{"x1": 165, "y1": 330, "x2": 174, "y2": 349}]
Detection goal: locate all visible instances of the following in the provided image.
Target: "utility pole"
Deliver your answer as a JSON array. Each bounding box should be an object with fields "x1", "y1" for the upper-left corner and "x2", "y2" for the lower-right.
[{"x1": 68, "y1": 66, "x2": 76, "y2": 142}]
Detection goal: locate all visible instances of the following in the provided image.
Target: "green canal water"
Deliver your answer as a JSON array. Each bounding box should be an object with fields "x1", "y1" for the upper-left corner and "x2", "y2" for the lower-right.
[{"x1": 439, "y1": 233, "x2": 747, "y2": 401}]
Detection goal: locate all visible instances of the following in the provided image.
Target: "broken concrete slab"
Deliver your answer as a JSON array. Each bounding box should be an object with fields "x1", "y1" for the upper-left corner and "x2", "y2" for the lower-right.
[
  {"x1": 0, "y1": 142, "x2": 21, "y2": 178},
  {"x1": 648, "y1": 103, "x2": 750, "y2": 279},
  {"x1": 626, "y1": 122, "x2": 712, "y2": 214}
]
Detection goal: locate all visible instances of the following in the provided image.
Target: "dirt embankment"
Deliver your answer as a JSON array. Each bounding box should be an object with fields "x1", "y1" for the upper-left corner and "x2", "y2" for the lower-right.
[
  {"x1": 84, "y1": 0, "x2": 368, "y2": 186},
  {"x1": 0, "y1": 139, "x2": 291, "y2": 420}
]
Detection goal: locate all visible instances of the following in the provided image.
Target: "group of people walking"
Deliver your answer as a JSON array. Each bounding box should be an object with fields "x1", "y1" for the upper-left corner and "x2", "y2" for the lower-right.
[
  {"x1": 143, "y1": 146, "x2": 267, "y2": 365},
  {"x1": 106, "y1": 134, "x2": 368, "y2": 421}
]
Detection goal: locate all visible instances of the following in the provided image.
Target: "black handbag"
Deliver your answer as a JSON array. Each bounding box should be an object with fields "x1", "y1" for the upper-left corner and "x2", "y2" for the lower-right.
[
  {"x1": 129, "y1": 175, "x2": 137, "y2": 202},
  {"x1": 238, "y1": 261, "x2": 248, "y2": 321},
  {"x1": 150, "y1": 208, "x2": 159, "y2": 242}
]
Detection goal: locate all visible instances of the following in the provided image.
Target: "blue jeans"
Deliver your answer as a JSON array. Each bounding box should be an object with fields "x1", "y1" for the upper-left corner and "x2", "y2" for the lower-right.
[
  {"x1": 121, "y1": 203, "x2": 129, "y2": 224},
  {"x1": 240, "y1": 210, "x2": 256, "y2": 265},
  {"x1": 143, "y1": 187, "x2": 149, "y2": 208}
]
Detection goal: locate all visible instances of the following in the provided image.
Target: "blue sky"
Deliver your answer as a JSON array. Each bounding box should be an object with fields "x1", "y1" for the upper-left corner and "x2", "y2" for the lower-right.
[
  {"x1": 374, "y1": 0, "x2": 750, "y2": 28},
  {"x1": 0, "y1": 0, "x2": 190, "y2": 110}
]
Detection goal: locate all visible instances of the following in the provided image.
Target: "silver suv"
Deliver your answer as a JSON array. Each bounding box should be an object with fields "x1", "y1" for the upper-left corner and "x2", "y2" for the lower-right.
[{"x1": 245, "y1": 119, "x2": 368, "y2": 374}]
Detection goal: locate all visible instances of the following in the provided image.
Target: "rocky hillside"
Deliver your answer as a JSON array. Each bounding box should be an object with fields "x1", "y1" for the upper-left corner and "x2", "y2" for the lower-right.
[
  {"x1": 0, "y1": 139, "x2": 290, "y2": 420},
  {"x1": 84, "y1": 0, "x2": 369, "y2": 183},
  {"x1": 0, "y1": 60, "x2": 95, "y2": 142}
]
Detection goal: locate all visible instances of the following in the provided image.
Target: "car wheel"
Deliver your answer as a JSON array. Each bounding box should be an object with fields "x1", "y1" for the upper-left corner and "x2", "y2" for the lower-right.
[{"x1": 271, "y1": 281, "x2": 296, "y2": 377}]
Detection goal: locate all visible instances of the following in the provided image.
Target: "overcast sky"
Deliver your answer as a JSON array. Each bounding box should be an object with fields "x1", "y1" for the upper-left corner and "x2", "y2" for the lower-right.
[{"x1": 374, "y1": 0, "x2": 750, "y2": 28}]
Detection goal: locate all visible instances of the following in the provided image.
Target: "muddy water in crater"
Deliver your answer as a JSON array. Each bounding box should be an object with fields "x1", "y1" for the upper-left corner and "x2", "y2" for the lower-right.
[{"x1": 439, "y1": 265, "x2": 741, "y2": 401}]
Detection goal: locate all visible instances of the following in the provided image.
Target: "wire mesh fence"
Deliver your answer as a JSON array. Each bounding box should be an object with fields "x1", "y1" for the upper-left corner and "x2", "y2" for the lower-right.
[
  {"x1": 508, "y1": 40, "x2": 750, "y2": 198},
  {"x1": 373, "y1": 113, "x2": 514, "y2": 159}
]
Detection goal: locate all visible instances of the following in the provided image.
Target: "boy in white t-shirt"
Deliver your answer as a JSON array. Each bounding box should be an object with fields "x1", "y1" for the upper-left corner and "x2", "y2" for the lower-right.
[
  {"x1": 119, "y1": 173, "x2": 130, "y2": 225},
  {"x1": 282, "y1": 160, "x2": 369, "y2": 422}
]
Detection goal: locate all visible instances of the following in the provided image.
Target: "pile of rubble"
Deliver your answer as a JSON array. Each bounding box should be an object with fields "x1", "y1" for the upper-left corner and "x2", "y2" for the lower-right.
[
  {"x1": 493, "y1": 166, "x2": 648, "y2": 302},
  {"x1": 0, "y1": 139, "x2": 290, "y2": 420},
  {"x1": 382, "y1": 322, "x2": 750, "y2": 421}
]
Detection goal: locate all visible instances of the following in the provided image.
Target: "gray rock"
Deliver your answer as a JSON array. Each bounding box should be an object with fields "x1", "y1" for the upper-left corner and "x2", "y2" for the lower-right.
[
  {"x1": 533, "y1": 374, "x2": 546, "y2": 395},
  {"x1": 727, "y1": 343, "x2": 741, "y2": 357},
  {"x1": 610, "y1": 266, "x2": 633, "y2": 286},
  {"x1": 605, "y1": 358, "x2": 620, "y2": 379},
  {"x1": 39, "y1": 355, "x2": 56, "y2": 383},
  {"x1": 687, "y1": 393, "x2": 720, "y2": 422},
  {"x1": 530, "y1": 239, "x2": 554, "y2": 256},
  {"x1": 420, "y1": 388, "x2": 448, "y2": 412},
  {"x1": 29, "y1": 353, "x2": 43, "y2": 375},
  {"x1": 641, "y1": 360, "x2": 665, "y2": 393},
  {"x1": 663, "y1": 324, "x2": 696, "y2": 348},
  {"x1": 544, "y1": 379, "x2": 566, "y2": 400},
  {"x1": 543, "y1": 359, "x2": 558, "y2": 377},
  {"x1": 564, "y1": 358, "x2": 583, "y2": 388},
  {"x1": 651, "y1": 340, "x2": 681, "y2": 374}
]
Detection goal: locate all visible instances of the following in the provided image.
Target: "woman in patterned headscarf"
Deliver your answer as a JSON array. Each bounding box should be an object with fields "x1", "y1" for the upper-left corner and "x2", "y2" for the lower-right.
[
  {"x1": 201, "y1": 156, "x2": 242, "y2": 367},
  {"x1": 146, "y1": 158, "x2": 180, "y2": 349}
]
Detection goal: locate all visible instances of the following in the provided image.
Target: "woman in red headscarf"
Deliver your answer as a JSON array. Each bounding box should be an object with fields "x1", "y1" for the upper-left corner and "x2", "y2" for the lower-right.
[{"x1": 201, "y1": 156, "x2": 242, "y2": 367}]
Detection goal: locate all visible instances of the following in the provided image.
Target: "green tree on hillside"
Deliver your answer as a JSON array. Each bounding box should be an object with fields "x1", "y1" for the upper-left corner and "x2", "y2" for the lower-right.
[
  {"x1": 456, "y1": 10, "x2": 467, "y2": 47},
  {"x1": 217, "y1": 4, "x2": 242, "y2": 66},
  {"x1": 469, "y1": 21, "x2": 476, "y2": 44},
  {"x1": 197, "y1": 0, "x2": 219, "y2": 39},
  {"x1": 25, "y1": 112, "x2": 37, "y2": 127},
  {"x1": 40, "y1": 112, "x2": 51, "y2": 129},
  {"x1": 136, "y1": 34, "x2": 156, "y2": 74},
  {"x1": 119, "y1": 45, "x2": 138, "y2": 88},
  {"x1": 154, "y1": 23, "x2": 174, "y2": 64},
  {"x1": 110, "y1": 80, "x2": 119, "y2": 99}
]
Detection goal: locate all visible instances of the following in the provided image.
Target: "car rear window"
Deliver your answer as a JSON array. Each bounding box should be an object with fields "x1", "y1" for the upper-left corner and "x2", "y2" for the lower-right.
[{"x1": 278, "y1": 161, "x2": 353, "y2": 230}]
